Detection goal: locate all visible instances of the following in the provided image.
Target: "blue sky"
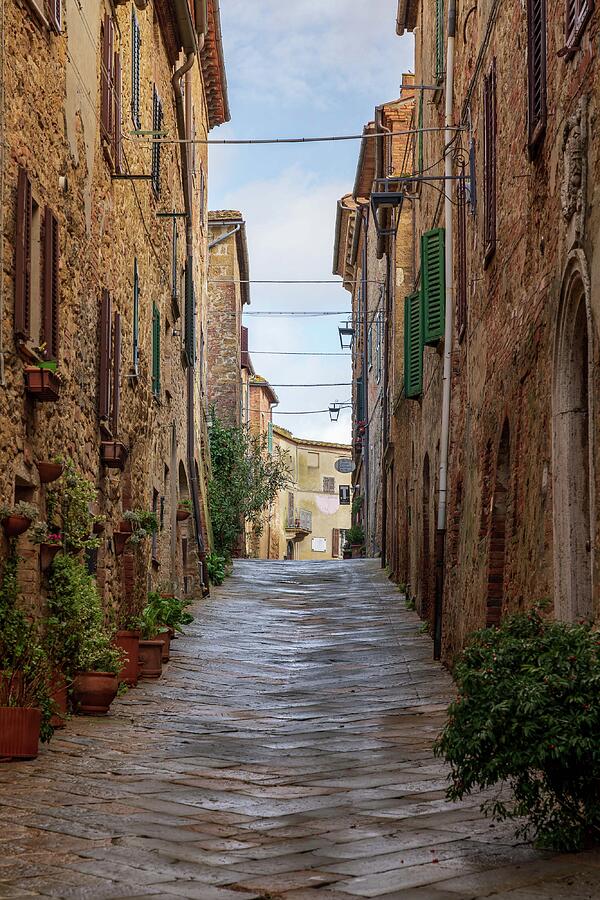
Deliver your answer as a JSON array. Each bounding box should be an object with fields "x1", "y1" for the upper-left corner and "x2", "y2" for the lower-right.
[{"x1": 209, "y1": 1, "x2": 414, "y2": 443}]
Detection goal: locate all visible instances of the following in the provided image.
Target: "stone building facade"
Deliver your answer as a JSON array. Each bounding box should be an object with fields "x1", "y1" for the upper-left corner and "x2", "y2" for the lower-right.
[
  {"x1": 207, "y1": 211, "x2": 250, "y2": 426},
  {"x1": 333, "y1": 84, "x2": 415, "y2": 561},
  {"x1": 273, "y1": 428, "x2": 352, "y2": 562},
  {"x1": 395, "y1": 0, "x2": 600, "y2": 659},
  {"x1": 1, "y1": 0, "x2": 228, "y2": 619}
]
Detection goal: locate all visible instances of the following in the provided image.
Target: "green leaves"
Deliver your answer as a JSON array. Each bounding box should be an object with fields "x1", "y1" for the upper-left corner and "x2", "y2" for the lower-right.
[
  {"x1": 206, "y1": 552, "x2": 226, "y2": 586},
  {"x1": 434, "y1": 606, "x2": 600, "y2": 850}
]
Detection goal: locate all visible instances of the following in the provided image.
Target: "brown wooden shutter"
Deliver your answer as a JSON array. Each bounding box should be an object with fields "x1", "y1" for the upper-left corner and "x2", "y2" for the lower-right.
[
  {"x1": 483, "y1": 59, "x2": 497, "y2": 266},
  {"x1": 287, "y1": 491, "x2": 294, "y2": 526},
  {"x1": 47, "y1": 0, "x2": 61, "y2": 33},
  {"x1": 15, "y1": 168, "x2": 32, "y2": 340},
  {"x1": 456, "y1": 172, "x2": 467, "y2": 341},
  {"x1": 566, "y1": 0, "x2": 593, "y2": 50},
  {"x1": 100, "y1": 16, "x2": 114, "y2": 144},
  {"x1": 112, "y1": 312, "x2": 121, "y2": 434},
  {"x1": 43, "y1": 207, "x2": 59, "y2": 360},
  {"x1": 527, "y1": 0, "x2": 547, "y2": 154},
  {"x1": 99, "y1": 289, "x2": 112, "y2": 422},
  {"x1": 332, "y1": 529, "x2": 340, "y2": 558},
  {"x1": 113, "y1": 51, "x2": 123, "y2": 173}
]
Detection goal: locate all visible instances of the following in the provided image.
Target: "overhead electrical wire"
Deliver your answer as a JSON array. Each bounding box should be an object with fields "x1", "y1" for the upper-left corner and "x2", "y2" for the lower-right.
[
  {"x1": 250, "y1": 350, "x2": 350, "y2": 357},
  {"x1": 129, "y1": 126, "x2": 466, "y2": 146},
  {"x1": 208, "y1": 279, "x2": 383, "y2": 284},
  {"x1": 244, "y1": 311, "x2": 350, "y2": 317},
  {"x1": 248, "y1": 382, "x2": 352, "y2": 387}
]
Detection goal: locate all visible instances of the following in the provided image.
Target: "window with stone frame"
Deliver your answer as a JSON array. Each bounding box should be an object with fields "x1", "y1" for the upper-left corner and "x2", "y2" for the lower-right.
[{"x1": 323, "y1": 476, "x2": 336, "y2": 494}]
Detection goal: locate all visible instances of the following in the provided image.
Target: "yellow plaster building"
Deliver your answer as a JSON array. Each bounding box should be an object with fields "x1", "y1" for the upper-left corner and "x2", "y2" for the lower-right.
[{"x1": 273, "y1": 427, "x2": 353, "y2": 561}]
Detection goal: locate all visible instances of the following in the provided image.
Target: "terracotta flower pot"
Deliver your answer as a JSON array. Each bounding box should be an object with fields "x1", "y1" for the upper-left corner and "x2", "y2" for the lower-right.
[
  {"x1": 72, "y1": 672, "x2": 118, "y2": 716},
  {"x1": 36, "y1": 461, "x2": 64, "y2": 484},
  {"x1": 100, "y1": 440, "x2": 128, "y2": 470},
  {"x1": 40, "y1": 543, "x2": 61, "y2": 571},
  {"x1": 113, "y1": 531, "x2": 131, "y2": 556},
  {"x1": 92, "y1": 520, "x2": 105, "y2": 535},
  {"x1": 0, "y1": 707, "x2": 41, "y2": 760},
  {"x1": 154, "y1": 629, "x2": 171, "y2": 663},
  {"x1": 49, "y1": 671, "x2": 68, "y2": 728},
  {"x1": 114, "y1": 630, "x2": 140, "y2": 686},
  {"x1": 2, "y1": 515, "x2": 32, "y2": 538},
  {"x1": 176, "y1": 507, "x2": 191, "y2": 521},
  {"x1": 138, "y1": 640, "x2": 163, "y2": 679},
  {"x1": 24, "y1": 366, "x2": 61, "y2": 402}
]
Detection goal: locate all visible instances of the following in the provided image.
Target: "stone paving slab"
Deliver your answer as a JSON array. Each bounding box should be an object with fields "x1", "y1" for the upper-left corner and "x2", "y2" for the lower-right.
[{"x1": 0, "y1": 559, "x2": 598, "y2": 898}]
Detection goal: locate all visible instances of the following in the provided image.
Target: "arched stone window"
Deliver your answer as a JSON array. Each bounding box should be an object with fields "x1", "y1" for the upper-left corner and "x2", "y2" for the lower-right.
[{"x1": 553, "y1": 254, "x2": 595, "y2": 621}]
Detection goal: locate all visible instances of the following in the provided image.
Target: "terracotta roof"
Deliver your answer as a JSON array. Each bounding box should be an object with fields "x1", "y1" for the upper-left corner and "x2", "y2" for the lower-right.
[
  {"x1": 200, "y1": 0, "x2": 230, "y2": 129},
  {"x1": 208, "y1": 212, "x2": 250, "y2": 306},
  {"x1": 250, "y1": 375, "x2": 279, "y2": 407},
  {"x1": 353, "y1": 122, "x2": 377, "y2": 203},
  {"x1": 396, "y1": 0, "x2": 418, "y2": 35},
  {"x1": 332, "y1": 194, "x2": 358, "y2": 291},
  {"x1": 273, "y1": 425, "x2": 351, "y2": 453}
]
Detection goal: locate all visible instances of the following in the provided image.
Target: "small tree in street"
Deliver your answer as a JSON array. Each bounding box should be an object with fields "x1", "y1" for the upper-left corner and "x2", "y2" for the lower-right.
[{"x1": 208, "y1": 413, "x2": 291, "y2": 560}]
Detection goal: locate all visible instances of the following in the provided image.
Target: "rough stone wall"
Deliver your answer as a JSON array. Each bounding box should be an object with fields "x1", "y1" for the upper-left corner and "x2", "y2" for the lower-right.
[
  {"x1": 397, "y1": 0, "x2": 600, "y2": 660},
  {"x1": 207, "y1": 217, "x2": 243, "y2": 426},
  {"x1": 1, "y1": 0, "x2": 213, "y2": 622}
]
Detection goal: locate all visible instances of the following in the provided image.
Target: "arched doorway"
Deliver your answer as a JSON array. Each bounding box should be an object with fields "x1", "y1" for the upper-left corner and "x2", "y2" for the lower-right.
[
  {"x1": 553, "y1": 261, "x2": 594, "y2": 621},
  {"x1": 286, "y1": 540, "x2": 295, "y2": 560},
  {"x1": 422, "y1": 454, "x2": 431, "y2": 621},
  {"x1": 486, "y1": 422, "x2": 510, "y2": 627}
]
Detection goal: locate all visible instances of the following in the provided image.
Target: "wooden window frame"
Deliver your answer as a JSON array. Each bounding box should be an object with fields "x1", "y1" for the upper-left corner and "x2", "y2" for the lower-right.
[
  {"x1": 456, "y1": 173, "x2": 468, "y2": 342},
  {"x1": 152, "y1": 302, "x2": 161, "y2": 398},
  {"x1": 131, "y1": 7, "x2": 141, "y2": 130},
  {"x1": 151, "y1": 86, "x2": 163, "y2": 197},
  {"x1": 565, "y1": 0, "x2": 594, "y2": 53},
  {"x1": 435, "y1": 0, "x2": 445, "y2": 83},
  {"x1": 42, "y1": 207, "x2": 60, "y2": 360},
  {"x1": 132, "y1": 257, "x2": 139, "y2": 375},
  {"x1": 527, "y1": 0, "x2": 547, "y2": 155}
]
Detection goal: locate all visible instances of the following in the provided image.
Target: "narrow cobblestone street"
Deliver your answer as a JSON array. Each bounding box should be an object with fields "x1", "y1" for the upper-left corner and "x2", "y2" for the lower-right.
[{"x1": 1, "y1": 560, "x2": 599, "y2": 899}]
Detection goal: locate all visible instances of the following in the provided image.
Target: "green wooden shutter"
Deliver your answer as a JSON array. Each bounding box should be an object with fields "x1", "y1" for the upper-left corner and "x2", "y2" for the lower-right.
[
  {"x1": 152, "y1": 302, "x2": 160, "y2": 396},
  {"x1": 435, "y1": 0, "x2": 445, "y2": 82},
  {"x1": 421, "y1": 228, "x2": 445, "y2": 346},
  {"x1": 267, "y1": 421, "x2": 273, "y2": 455},
  {"x1": 404, "y1": 292, "x2": 423, "y2": 399}
]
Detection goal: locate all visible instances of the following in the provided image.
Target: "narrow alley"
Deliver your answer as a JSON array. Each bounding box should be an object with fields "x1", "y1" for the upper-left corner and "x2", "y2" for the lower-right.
[{"x1": 1, "y1": 561, "x2": 599, "y2": 899}]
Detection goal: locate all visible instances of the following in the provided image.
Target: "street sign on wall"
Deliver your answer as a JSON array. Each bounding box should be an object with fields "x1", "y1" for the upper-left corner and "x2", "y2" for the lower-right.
[{"x1": 335, "y1": 458, "x2": 354, "y2": 474}]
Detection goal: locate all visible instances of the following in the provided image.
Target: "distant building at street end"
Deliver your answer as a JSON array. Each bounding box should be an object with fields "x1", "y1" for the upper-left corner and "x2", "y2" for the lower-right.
[{"x1": 272, "y1": 428, "x2": 353, "y2": 561}]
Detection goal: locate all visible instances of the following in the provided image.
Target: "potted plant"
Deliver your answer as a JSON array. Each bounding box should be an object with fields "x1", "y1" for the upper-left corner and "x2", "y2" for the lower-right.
[
  {"x1": 46, "y1": 554, "x2": 122, "y2": 716},
  {"x1": 100, "y1": 440, "x2": 128, "y2": 470},
  {"x1": 176, "y1": 498, "x2": 192, "y2": 521},
  {"x1": 24, "y1": 365, "x2": 62, "y2": 401},
  {"x1": 114, "y1": 615, "x2": 141, "y2": 687},
  {"x1": 30, "y1": 522, "x2": 63, "y2": 571},
  {"x1": 122, "y1": 509, "x2": 159, "y2": 545},
  {"x1": 46, "y1": 460, "x2": 100, "y2": 556},
  {"x1": 0, "y1": 550, "x2": 55, "y2": 759},
  {"x1": 36, "y1": 456, "x2": 64, "y2": 485},
  {"x1": 206, "y1": 552, "x2": 226, "y2": 586},
  {"x1": 138, "y1": 599, "x2": 166, "y2": 677},
  {"x1": 0, "y1": 501, "x2": 38, "y2": 538},
  {"x1": 92, "y1": 514, "x2": 106, "y2": 535},
  {"x1": 344, "y1": 524, "x2": 365, "y2": 559}
]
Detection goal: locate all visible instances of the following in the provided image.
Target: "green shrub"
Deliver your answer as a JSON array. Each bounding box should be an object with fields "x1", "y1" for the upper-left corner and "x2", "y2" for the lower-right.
[
  {"x1": 206, "y1": 552, "x2": 226, "y2": 586},
  {"x1": 140, "y1": 592, "x2": 193, "y2": 639},
  {"x1": 344, "y1": 524, "x2": 365, "y2": 548},
  {"x1": 434, "y1": 606, "x2": 600, "y2": 851}
]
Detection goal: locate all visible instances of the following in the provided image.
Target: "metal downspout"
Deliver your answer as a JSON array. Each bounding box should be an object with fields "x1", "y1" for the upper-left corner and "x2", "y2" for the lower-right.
[
  {"x1": 361, "y1": 207, "x2": 370, "y2": 553},
  {"x1": 434, "y1": 0, "x2": 457, "y2": 660},
  {"x1": 172, "y1": 47, "x2": 210, "y2": 593},
  {"x1": 380, "y1": 223, "x2": 395, "y2": 570},
  {"x1": 208, "y1": 223, "x2": 241, "y2": 250}
]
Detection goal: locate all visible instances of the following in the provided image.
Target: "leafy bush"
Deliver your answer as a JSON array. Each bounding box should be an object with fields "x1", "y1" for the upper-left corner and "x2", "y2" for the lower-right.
[
  {"x1": 206, "y1": 552, "x2": 226, "y2": 586},
  {"x1": 46, "y1": 555, "x2": 121, "y2": 676},
  {"x1": 46, "y1": 459, "x2": 99, "y2": 552},
  {"x1": 208, "y1": 412, "x2": 291, "y2": 558},
  {"x1": 123, "y1": 509, "x2": 159, "y2": 544},
  {"x1": 351, "y1": 494, "x2": 364, "y2": 516},
  {"x1": 344, "y1": 524, "x2": 365, "y2": 547},
  {"x1": 434, "y1": 606, "x2": 600, "y2": 851},
  {"x1": 140, "y1": 592, "x2": 193, "y2": 639}
]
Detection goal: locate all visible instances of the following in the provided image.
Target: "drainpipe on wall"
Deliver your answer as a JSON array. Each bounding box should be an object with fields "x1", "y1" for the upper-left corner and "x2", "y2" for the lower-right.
[
  {"x1": 433, "y1": 0, "x2": 457, "y2": 660},
  {"x1": 361, "y1": 207, "x2": 370, "y2": 553},
  {"x1": 380, "y1": 237, "x2": 394, "y2": 570}
]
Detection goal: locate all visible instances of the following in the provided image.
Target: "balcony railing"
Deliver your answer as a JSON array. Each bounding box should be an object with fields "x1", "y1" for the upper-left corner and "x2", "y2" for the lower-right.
[{"x1": 286, "y1": 508, "x2": 312, "y2": 533}]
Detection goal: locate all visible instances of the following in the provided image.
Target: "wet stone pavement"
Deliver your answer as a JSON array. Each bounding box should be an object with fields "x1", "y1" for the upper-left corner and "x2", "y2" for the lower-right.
[{"x1": 1, "y1": 560, "x2": 600, "y2": 900}]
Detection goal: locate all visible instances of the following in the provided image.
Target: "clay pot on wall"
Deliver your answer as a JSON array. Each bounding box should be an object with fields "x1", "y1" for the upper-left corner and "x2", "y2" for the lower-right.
[
  {"x1": 72, "y1": 672, "x2": 118, "y2": 716},
  {"x1": 0, "y1": 708, "x2": 42, "y2": 760},
  {"x1": 176, "y1": 506, "x2": 191, "y2": 521},
  {"x1": 138, "y1": 641, "x2": 163, "y2": 679},
  {"x1": 100, "y1": 441, "x2": 128, "y2": 470},
  {"x1": 24, "y1": 367, "x2": 61, "y2": 402},
  {"x1": 1, "y1": 515, "x2": 32, "y2": 538},
  {"x1": 40, "y1": 543, "x2": 61, "y2": 571},
  {"x1": 36, "y1": 461, "x2": 64, "y2": 484},
  {"x1": 113, "y1": 522, "x2": 132, "y2": 556},
  {"x1": 114, "y1": 631, "x2": 140, "y2": 686}
]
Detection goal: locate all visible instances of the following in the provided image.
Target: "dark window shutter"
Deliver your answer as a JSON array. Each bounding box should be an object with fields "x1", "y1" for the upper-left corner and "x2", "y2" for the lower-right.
[
  {"x1": 132, "y1": 257, "x2": 139, "y2": 371},
  {"x1": 47, "y1": 0, "x2": 61, "y2": 33},
  {"x1": 332, "y1": 529, "x2": 340, "y2": 558},
  {"x1": 288, "y1": 492, "x2": 295, "y2": 525},
  {"x1": 417, "y1": 94, "x2": 424, "y2": 175},
  {"x1": 404, "y1": 291, "x2": 423, "y2": 399},
  {"x1": 152, "y1": 302, "x2": 161, "y2": 397},
  {"x1": 456, "y1": 174, "x2": 468, "y2": 341},
  {"x1": 15, "y1": 168, "x2": 32, "y2": 340},
  {"x1": 566, "y1": 0, "x2": 594, "y2": 50},
  {"x1": 43, "y1": 207, "x2": 59, "y2": 360},
  {"x1": 99, "y1": 290, "x2": 112, "y2": 421},
  {"x1": 483, "y1": 60, "x2": 497, "y2": 265},
  {"x1": 131, "y1": 8, "x2": 141, "y2": 130},
  {"x1": 356, "y1": 374, "x2": 364, "y2": 422},
  {"x1": 421, "y1": 228, "x2": 445, "y2": 346},
  {"x1": 171, "y1": 220, "x2": 178, "y2": 303},
  {"x1": 113, "y1": 51, "x2": 123, "y2": 173},
  {"x1": 100, "y1": 16, "x2": 114, "y2": 144},
  {"x1": 112, "y1": 312, "x2": 121, "y2": 434},
  {"x1": 435, "y1": 0, "x2": 444, "y2": 81},
  {"x1": 184, "y1": 258, "x2": 195, "y2": 365},
  {"x1": 527, "y1": 0, "x2": 547, "y2": 154},
  {"x1": 151, "y1": 87, "x2": 163, "y2": 195}
]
